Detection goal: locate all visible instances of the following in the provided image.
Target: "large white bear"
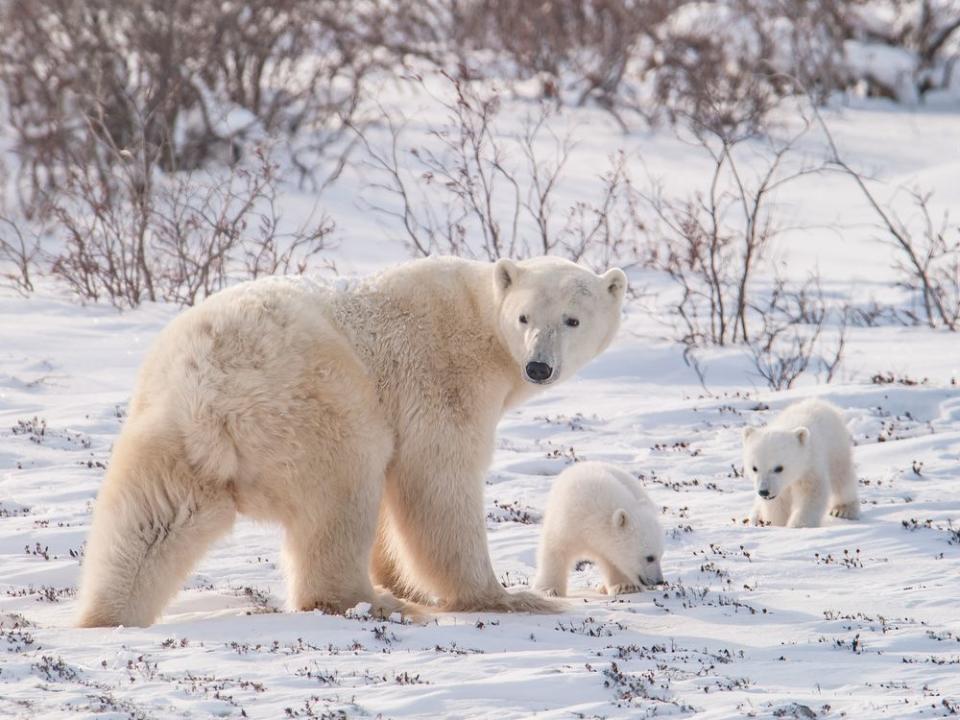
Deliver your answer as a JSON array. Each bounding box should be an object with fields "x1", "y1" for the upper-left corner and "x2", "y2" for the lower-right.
[
  {"x1": 76, "y1": 256, "x2": 627, "y2": 626},
  {"x1": 743, "y1": 399, "x2": 859, "y2": 528}
]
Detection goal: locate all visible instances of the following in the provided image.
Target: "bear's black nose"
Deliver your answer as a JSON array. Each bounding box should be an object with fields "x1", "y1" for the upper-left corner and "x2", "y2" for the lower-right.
[
  {"x1": 525, "y1": 361, "x2": 553, "y2": 382},
  {"x1": 758, "y1": 488, "x2": 770, "y2": 498}
]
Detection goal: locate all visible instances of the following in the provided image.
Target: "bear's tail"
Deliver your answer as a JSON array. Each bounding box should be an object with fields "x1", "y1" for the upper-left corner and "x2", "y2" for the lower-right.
[{"x1": 76, "y1": 424, "x2": 235, "y2": 628}]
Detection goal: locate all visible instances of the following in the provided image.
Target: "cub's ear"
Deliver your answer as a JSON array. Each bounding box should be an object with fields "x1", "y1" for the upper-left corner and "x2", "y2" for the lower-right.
[
  {"x1": 602, "y1": 267, "x2": 627, "y2": 302},
  {"x1": 612, "y1": 508, "x2": 629, "y2": 529},
  {"x1": 493, "y1": 258, "x2": 520, "y2": 299},
  {"x1": 794, "y1": 426, "x2": 809, "y2": 444},
  {"x1": 742, "y1": 426, "x2": 756, "y2": 441}
]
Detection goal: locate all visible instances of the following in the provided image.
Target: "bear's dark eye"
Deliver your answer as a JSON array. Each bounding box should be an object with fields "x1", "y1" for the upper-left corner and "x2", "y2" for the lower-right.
[
  {"x1": 519, "y1": 314, "x2": 528, "y2": 324},
  {"x1": 751, "y1": 466, "x2": 758, "y2": 473},
  {"x1": 774, "y1": 465, "x2": 784, "y2": 473},
  {"x1": 645, "y1": 555, "x2": 655, "y2": 563},
  {"x1": 565, "y1": 317, "x2": 580, "y2": 327}
]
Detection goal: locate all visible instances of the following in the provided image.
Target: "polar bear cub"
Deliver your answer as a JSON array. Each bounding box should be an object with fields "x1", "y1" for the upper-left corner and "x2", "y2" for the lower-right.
[
  {"x1": 743, "y1": 399, "x2": 859, "y2": 528},
  {"x1": 534, "y1": 461, "x2": 664, "y2": 597}
]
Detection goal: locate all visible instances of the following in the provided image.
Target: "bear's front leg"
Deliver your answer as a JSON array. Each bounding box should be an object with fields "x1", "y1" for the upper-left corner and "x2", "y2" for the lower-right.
[
  {"x1": 388, "y1": 441, "x2": 561, "y2": 614},
  {"x1": 786, "y1": 490, "x2": 828, "y2": 528},
  {"x1": 532, "y1": 542, "x2": 572, "y2": 598},
  {"x1": 753, "y1": 493, "x2": 792, "y2": 527},
  {"x1": 596, "y1": 559, "x2": 642, "y2": 596}
]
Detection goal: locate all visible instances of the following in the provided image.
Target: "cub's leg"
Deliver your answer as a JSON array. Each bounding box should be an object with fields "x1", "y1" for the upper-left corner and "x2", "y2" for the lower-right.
[
  {"x1": 532, "y1": 542, "x2": 572, "y2": 598},
  {"x1": 786, "y1": 484, "x2": 829, "y2": 528},
  {"x1": 828, "y1": 457, "x2": 860, "y2": 520},
  {"x1": 752, "y1": 495, "x2": 789, "y2": 527},
  {"x1": 596, "y1": 559, "x2": 641, "y2": 596},
  {"x1": 76, "y1": 421, "x2": 236, "y2": 628}
]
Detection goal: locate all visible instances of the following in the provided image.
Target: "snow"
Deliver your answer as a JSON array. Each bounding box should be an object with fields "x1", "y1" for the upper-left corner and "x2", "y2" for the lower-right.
[{"x1": 3, "y1": 84, "x2": 960, "y2": 719}]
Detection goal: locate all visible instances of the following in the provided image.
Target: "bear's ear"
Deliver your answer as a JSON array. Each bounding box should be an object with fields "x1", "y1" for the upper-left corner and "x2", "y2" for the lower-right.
[
  {"x1": 493, "y1": 258, "x2": 520, "y2": 299},
  {"x1": 602, "y1": 268, "x2": 627, "y2": 302},
  {"x1": 794, "y1": 426, "x2": 809, "y2": 444},
  {"x1": 742, "y1": 426, "x2": 756, "y2": 441},
  {"x1": 612, "y1": 508, "x2": 629, "y2": 529}
]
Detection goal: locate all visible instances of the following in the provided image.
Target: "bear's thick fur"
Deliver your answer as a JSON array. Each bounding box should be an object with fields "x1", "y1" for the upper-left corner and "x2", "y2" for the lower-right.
[{"x1": 76, "y1": 256, "x2": 626, "y2": 626}]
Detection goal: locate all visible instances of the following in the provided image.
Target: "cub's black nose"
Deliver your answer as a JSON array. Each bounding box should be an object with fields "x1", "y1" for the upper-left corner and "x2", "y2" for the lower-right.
[
  {"x1": 525, "y1": 361, "x2": 553, "y2": 382},
  {"x1": 758, "y1": 488, "x2": 770, "y2": 498}
]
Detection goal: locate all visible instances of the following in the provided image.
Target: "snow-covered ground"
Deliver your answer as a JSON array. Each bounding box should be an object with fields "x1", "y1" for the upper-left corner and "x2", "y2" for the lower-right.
[{"x1": 3, "y1": 86, "x2": 960, "y2": 719}]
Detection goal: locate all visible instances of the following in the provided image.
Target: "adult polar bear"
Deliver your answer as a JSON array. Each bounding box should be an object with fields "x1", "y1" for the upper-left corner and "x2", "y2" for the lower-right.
[{"x1": 76, "y1": 256, "x2": 627, "y2": 626}]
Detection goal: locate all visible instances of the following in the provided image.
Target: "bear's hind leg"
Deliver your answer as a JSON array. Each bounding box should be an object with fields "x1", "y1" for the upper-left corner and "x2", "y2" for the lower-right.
[
  {"x1": 76, "y1": 429, "x2": 236, "y2": 627},
  {"x1": 280, "y1": 433, "x2": 399, "y2": 617},
  {"x1": 371, "y1": 504, "x2": 435, "y2": 606},
  {"x1": 284, "y1": 517, "x2": 379, "y2": 615}
]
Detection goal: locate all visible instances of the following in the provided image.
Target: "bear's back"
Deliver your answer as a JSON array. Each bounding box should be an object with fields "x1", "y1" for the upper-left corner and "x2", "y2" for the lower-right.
[{"x1": 547, "y1": 462, "x2": 651, "y2": 529}]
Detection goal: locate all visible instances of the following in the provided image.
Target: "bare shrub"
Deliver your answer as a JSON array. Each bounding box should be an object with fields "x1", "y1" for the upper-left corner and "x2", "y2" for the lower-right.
[
  {"x1": 449, "y1": 0, "x2": 859, "y2": 131},
  {"x1": 0, "y1": 0, "x2": 379, "y2": 210},
  {"x1": 747, "y1": 275, "x2": 849, "y2": 390},
  {"x1": 814, "y1": 104, "x2": 960, "y2": 330},
  {"x1": 554, "y1": 151, "x2": 636, "y2": 270},
  {"x1": 649, "y1": 42, "x2": 774, "y2": 141},
  {"x1": 634, "y1": 99, "x2": 852, "y2": 390},
  {"x1": 642, "y1": 0, "x2": 960, "y2": 118},
  {"x1": 882, "y1": 190, "x2": 960, "y2": 329},
  {"x1": 355, "y1": 75, "x2": 642, "y2": 267},
  {"x1": 847, "y1": 300, "x2": 915, "y2": 327},
  {"x1": 49, "y1": 145, "x2": 332, "y2": 309},
  {"x1": 453, "y1": 0, "x2": 672, "y2": 113},
  {"x1": 449, "y1": 1, "x2": 960, "y2": 130},
  {"x1": 652, "y1": 1, "x2": 852, "y2": 119},
  {"x1": 0, "y1": 217, "x2": 40, "y2": 295},
  {"x1": 639, "y1": 113, "x2": 823, "y2": 347},
  {"x1": 843, "y1": 1, "x2": 960, "y2": 102}
]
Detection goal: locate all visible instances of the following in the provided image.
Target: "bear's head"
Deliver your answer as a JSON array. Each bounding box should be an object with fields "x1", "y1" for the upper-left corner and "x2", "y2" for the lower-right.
[
  {"x1": 493, "y1": 257, "x2": 626, "y2": 386},
  {"x1": 603, "y1": 501, "x2": 665, "y2": 587},
  {"x1": 742, "y1": 425, "x2": 811, "y2": 501}
]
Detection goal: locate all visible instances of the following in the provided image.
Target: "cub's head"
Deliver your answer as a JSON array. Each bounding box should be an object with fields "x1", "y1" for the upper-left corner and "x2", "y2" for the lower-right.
[
  {"x1": 604, "y1": 502, "x2": 665, "y2": 587},
  {"x1": 493, "y1": 257, "x2": 626, "y2": 386},
  {"x1": 742, "y1": 425, "x2": 811, "y2": 501}
]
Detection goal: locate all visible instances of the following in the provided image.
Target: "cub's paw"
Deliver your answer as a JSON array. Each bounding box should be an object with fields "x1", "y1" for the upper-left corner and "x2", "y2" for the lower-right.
[
  {"x1": 536, "y1": 587, "x2": 561, "y2": 598},
  {"x1": 829, "y1": 503, "x2": 860, "y2": 520}
]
